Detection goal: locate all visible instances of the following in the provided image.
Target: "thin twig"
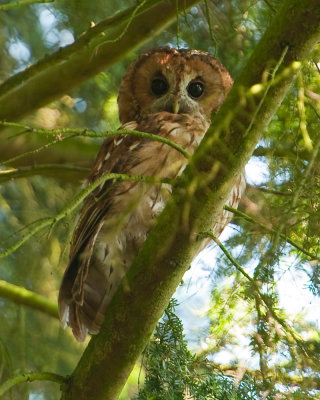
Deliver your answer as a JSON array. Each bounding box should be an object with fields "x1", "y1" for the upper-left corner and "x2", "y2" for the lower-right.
[
  {"x1": 0, "y1": 164, "x2": 90, "y2": 183},
  {"x1": 1, "y1": 135, "x2": 76, "y2": 165},
  {"x1": 250, "y1": 185, "x2": 293, "y2": 197},
  {"x1": 0, "y1": 122, "x2": 190, "y2": 162},
  {"x1": 224, "y1": 205, "x2": 318, "y2": 260},
  {"x1": 207, "y1": 233, "x2": 255, "y2": 284},
  {"x1": 228, "y1": 205, "x2": 317, "y2": 259},
  {"x1": 204, "y1": 0, "x2": 217, "y2": 54},
  {"x1": 94, "y1": 0, "x2": 148, "y2": 47},
  {"x1": 313, "y1": 59, "x2": 320, "y2": 74}
]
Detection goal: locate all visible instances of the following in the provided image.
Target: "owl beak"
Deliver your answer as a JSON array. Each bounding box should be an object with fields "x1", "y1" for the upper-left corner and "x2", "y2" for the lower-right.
[{"x1": 172, "y1": 99, "x2": 180, "y2": 114}]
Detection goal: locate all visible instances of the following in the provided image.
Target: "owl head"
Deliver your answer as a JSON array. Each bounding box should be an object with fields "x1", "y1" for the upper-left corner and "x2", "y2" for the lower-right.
[{"x1": 117, "y1": 47, "x2": 233, "y2": 124}]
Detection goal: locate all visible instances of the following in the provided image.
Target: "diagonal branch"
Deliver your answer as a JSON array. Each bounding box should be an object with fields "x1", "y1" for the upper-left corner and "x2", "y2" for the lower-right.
[
  {"x1": 0, "y1": 164, "x2": 90, "y2": 183},
  {"x1": 0, "y1": 0, "x2": 200, "y2": 126},
  {"x1": 61, "y1": 1, "x2": 320, "y2": 399}
]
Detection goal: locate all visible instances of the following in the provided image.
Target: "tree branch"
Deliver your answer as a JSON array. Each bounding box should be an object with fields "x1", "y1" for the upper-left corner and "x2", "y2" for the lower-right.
[
  {"x1": 0, "y1": 280, "x2": 58, "y2": 318},
  {"x1": 0, "y1": 164, "x2": 90, "y2": 183},
  {"x1": 61, "y1": 1, "x2": 320, "y2": 399},
  {"x1": 217, "y1": 364, "x2": 320, "y2": 390},
  {"x1": 0, "y1": 371, "x2": 66, "y2": 397},
  {"x1": 0, "y1": 122, "x2": 190, "y2": 165},
  {"x1": 248, "y1": 184, "x2": 293, "y2": 197},
  {"x1": 225, "y1": 205, "x2": 318, "y2": 260},
  {"x1": 0, "y1": 0, "x2": 200, "y2": 125},
  {"x1": 0, "y1": 0, "x2": 53, "y2": 10}
]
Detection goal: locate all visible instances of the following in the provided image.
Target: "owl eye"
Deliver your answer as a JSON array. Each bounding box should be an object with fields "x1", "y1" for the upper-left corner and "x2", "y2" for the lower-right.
[
  {"x1": 187, "y1": 81, "x2": 204, "y2": 99},
  {"x1": 151, "y1": 78, "x2": 168, "y2": 96}
]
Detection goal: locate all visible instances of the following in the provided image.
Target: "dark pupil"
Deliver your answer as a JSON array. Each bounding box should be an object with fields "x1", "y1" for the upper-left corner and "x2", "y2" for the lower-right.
[
  {"x1": 187, "y1": 81, "x2": 204, "y2": 98},
  {"x1": 151, "y1": 78, "x2": 168, "y2": 96}
]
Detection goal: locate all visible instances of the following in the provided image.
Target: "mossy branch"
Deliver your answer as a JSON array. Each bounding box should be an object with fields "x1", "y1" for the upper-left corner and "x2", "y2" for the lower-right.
[
  {"x1": 0, "y1": 122, "x2": 190, "y2": 165},
  {"x1": 0, "y1": 371, "x2": 66, "y2": 397},
  {"x1": 61, "y1": 1, "x2": 320, "y2": 399},
  {"x1": 0, "y1": 280, "x2": 58, "y2": 318},
  {"x1": 0, "y1": 0, "x2": 200, "y2": 125}
]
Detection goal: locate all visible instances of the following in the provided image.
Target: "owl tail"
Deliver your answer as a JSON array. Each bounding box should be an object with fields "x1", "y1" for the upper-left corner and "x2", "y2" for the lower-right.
[{"x1": 58, "y1": 252, "x2": 119, "y2": 342}]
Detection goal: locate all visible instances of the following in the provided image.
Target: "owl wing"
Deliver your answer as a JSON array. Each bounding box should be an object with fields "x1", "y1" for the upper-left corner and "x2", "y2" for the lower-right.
[
  {"x1": 58, "y1": 114, "x2": 192, "y2": 341},
  {"x1": 58, "y1": 122, "x2": 143, "y2": 341},
  {"x1": 69, "y1": 132, "x2": 137, "y2": 259}
]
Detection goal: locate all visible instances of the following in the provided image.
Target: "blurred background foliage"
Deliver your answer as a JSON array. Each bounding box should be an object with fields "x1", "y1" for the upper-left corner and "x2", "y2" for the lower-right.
[{"x1": 0, "y1": 0, "x2": 320, "y2": 399}]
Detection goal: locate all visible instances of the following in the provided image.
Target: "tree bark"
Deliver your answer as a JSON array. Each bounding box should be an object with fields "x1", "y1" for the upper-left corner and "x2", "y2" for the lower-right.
[{"x1": 60, "y1": 1, "x2": 320, "y2": 399}]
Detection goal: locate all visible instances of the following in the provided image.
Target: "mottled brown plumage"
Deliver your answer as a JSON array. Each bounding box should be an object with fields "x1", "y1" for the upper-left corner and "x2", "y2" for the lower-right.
[{"x1": 58, "y1": 47, "x2": 245, "y2": 341}]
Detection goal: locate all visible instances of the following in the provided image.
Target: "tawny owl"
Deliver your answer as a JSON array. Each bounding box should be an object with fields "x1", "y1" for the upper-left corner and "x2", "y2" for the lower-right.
[{"x1": 58, "y1": 47, "x2": 245, "y2": 341}]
